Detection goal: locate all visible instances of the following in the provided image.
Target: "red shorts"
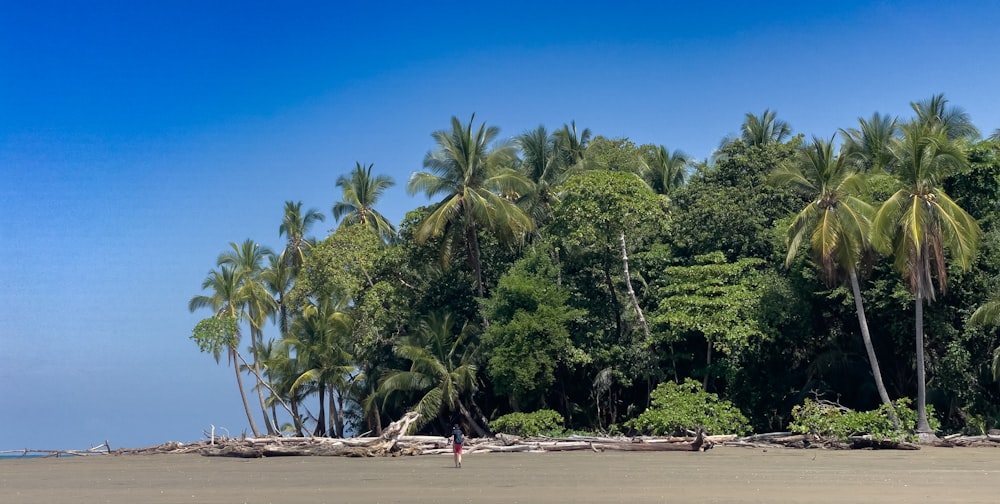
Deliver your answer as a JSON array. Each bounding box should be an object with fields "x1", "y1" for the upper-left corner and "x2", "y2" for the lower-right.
[{"x1": 452, "y1": 443, "x2": 463, "y2": 454}]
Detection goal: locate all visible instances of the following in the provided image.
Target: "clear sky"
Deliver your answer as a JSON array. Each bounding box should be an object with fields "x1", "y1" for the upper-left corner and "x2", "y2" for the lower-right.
[{"x1": 2, "y1": 1, "x2": 999, "y2": 450}]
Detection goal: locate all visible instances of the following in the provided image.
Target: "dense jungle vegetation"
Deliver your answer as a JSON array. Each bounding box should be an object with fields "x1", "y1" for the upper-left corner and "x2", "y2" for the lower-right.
[{"x1": 189, "y1": 94, "x2": 1000, "y2": 439}]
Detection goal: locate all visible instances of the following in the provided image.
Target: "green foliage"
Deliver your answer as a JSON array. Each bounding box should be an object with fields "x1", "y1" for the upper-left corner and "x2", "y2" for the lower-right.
[
  {"x1": 789, "y1": 398, "x2": 939, "y2": 441},
  {"x1": 482, "y1": 248, "x2": 588, "y2": 409},
  {"x1": 190, "y1": 316, "x2": 239, "y2": 362},
  {"x1": 625, "y1": 378, "x2": 750, "y2": 435},
  {"x1": 653, "y1": 252, "x2": 766, "y2": 354},
  {"x1": 491, "y1": 409, "x2": 565, "y2": 437}
]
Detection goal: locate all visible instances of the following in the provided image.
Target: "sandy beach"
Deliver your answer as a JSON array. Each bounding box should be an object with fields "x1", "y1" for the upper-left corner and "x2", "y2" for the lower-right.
[{"x1": 2, "y1": 446, "x2": 999, "y2": 503}]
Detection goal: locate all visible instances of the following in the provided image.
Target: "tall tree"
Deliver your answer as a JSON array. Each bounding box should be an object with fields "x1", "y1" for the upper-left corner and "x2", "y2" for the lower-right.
[
  {"x1": 873, "y1": 121, "x2": 981, "y2": 435},
  {"x1": 840, "y1": 112, "x2": 898, "y2": 173},
  {"x1": 333, "y1": 162, "x2": 397, "y2": 243},
  {"x1": 407, "y1": 114, "x2": 533, "y2": 298},
  {"x1": 188, "y1": 265, "x2": 261, "y2": 437},
  {"x1": 516, "y1": 125, "x2": 564, "y2": 228},
  {"x1": 741, "y1": 109, "x2": 792, "y2": 147},
  {"x1": 553, "y1": 120, "x2": 591, "y2": 172},
  {"x1": 279, "y1": 201, "x2": 325, "y2": 272},
  {"x1": 218, "y1": 239, "x2": 278, "y2": 435},
  {"x1": 641, "y1": 145, "x2": 690, "y2": 196},
  {"x1": 771, "y1": 136, "x2": 896, "y2": 422},
  {"x1": 911, "y1": 93, "x2": 980, "y2": 141}
]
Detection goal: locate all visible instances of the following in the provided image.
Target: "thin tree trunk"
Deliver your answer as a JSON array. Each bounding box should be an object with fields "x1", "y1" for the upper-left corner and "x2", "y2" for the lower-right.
[
  {"x1": 369, "y1": 380, "x2": 383, "y2": 436},
  {"x1": 314, "y1": 382, "x2": 327, "y2": 437},
  {"x1": 231, "y1": 347, "x2": 261, "y2": 437},
  {"x1": 291, "y1": 399, "x2": 305, "y2": 437},
  {"x1": 328, "y1": 387, "x2": 338, "y2": 438},
  {"x1": 915, "y1": 291, "x2": 933, "y2": 434},
  {"x1": 703, "y1": 340, "x2": 712, "y2": 390},
  {"x1": 234, "y1": 351, "x2": 309, "y2": 437},
  {"x1": 602, "y1": 265, "x2": 622, "y2": 339},
  {"x1": 466, "y1": 222, "x2": 484, "y2": 299},
  {"x1": 849, "y1": 269, "x2": 898, "y2": 429},
  {"x1": 247, "y1": 319, "x2": 276, "y2": 436},
  {"x1": 619, "y1": 231, "x2": 650, "y2": 341}
]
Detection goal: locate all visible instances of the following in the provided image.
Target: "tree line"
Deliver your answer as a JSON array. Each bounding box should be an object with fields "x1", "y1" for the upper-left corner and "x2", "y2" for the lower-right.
[{"x1": 189, "y1": 94, "x2": 1000, "y2": 439}]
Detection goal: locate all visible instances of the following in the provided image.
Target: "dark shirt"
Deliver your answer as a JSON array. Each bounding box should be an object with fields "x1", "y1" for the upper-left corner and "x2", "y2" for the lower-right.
[{"x1": 451, "y1": 428, "x2": 464, "y2": 444}]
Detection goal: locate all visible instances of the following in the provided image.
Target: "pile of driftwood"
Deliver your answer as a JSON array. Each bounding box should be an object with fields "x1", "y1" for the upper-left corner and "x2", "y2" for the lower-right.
[
  {"x1": 722, "y1": 431, "x2": 1000, "y2": 450},
  {"x1": 12, "y1": 416, "x2": 1000, "y2": 459}
]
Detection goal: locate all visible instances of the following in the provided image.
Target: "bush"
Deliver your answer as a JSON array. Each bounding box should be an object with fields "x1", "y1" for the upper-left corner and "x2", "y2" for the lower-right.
[
  {"x1": 625, "y1": 378, "x2": 750, "y2": 435},
  {"x1": 789, "y1": 398, "x2": 940, "y2": 441},
  {"x1": 491, "y1": 409, "x2": 565, "y2": 437}
]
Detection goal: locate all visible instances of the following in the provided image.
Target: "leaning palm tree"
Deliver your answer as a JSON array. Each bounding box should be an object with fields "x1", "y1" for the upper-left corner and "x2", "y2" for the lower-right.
[
  {"x1": 407, "y1": 114, "x2": 533, "y2": 298},
  {"x1": 279, "y1": 201, "x2": 325, "y2": 272},
  {"x1": 840, "y1": 112, "x2": 899, "y2": 173},
  {"x1": 378, "y1": 312, "x2": 486, "y2": 435},
  {"x1": 641, "y1": 145, "x2": 690, "y2": 196},
  {"x1": 872, "y1": 121, "x2": 981, "y2": 435},
  {"x1": 741, "y1": 109, "x2": 792, "y2": 147},
  {"x1": 911, "y1": 93, "x2": 979, "y2": 141},
  {"x1": 771, "y1": 136, "x2": 896, "y2": 424},
  {"x1": 189, "y1": 265, "x2": 261, "y2": 437},
  {"x1": 218, "y1": 239, "x2": 278, "y2": 435},
  {"x1": 333, "y1": 162, "x2": 396, "y2": 243}
]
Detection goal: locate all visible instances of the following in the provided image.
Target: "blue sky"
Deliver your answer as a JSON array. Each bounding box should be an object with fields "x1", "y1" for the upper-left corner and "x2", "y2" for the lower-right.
[{"x1": 2, "y1": 1, "x2": 999, "y2": 449}]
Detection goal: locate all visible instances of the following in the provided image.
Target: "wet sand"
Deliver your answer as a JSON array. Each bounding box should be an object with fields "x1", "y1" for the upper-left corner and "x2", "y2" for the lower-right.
[{"x1": 2, "y1": 447, "x2": 999, "y2": 503}]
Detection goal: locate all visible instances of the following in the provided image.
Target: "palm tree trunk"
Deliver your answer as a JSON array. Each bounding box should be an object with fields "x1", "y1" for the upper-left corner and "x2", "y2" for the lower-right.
[
  {"x1": 915, "y1": 291, "x2": 933, "y2": 434},
  {"x1": 251, "y1": 328, "x2": 276, "y2": 435},
  {"x1": 291, "y1": 399, "x2": 305, "y2": 437},
  {"x1": 619, "y1": 231, "x2": 650, "y2": 341},
  {"x1": 457, "y1": 401, "x2": 487, "y2": 437},
  {"x1": 314, "y1": 382, "x2": 327, "y2": 437},
  {"x1": 848, "y1": 269, "x2": 898, "y2": 429},
  {"x1": 465, "y1": 222, "x2": 484, "y2": 298},
  {"x1": 231, "y1": 347, "x2": 261, "y2": 437}
]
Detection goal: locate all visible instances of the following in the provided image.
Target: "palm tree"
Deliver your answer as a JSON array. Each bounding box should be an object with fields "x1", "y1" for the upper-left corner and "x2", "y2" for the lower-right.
[
  {"x1": 872, "y1": 121, "x2": 981, "y2": 435},
  {"x1": 218, "y1": 239, "x2": 278, "y2": 435},
  {"x1": 279, "y1": 201, "x2": 325, "y2": 272},
  {"x1": 333, "y1": 162, "x2": 396, "y2": 243},
  {"x1": 840, "y1": 112, "x2": 899, "y2": 173},
  {"x1": 771, "y1": 136, "x2": 896, "y2": 423},
  {"x1": 407, "y1": 114, "x2": 533, "y2": 298},
  {"x1": 968, "y1": 296, "x2": 1000, "y2": 382},
  {"x1": 378, "y1": 312, "x2": 486, "y2": 435},
  {"x1": 285, "y1": 295, "x2": 354, "y2": 437},
  {"x1": 989, "y1": 129, "x2": 1000, "y2": 142},
  {"x1": 642, "y1": 145, "x2": 690, "y2": 196},
  {"x1": 741, "y1": 109, "x2": 792, "y2": 147},
  {"x1": 911, "y1": 93, "x2": 979, "y2": 141},
  {"x1": 261, "y1": 252, "x2": 294, "y2": 339},
  {"x1": 553, "y1": 120, "x2": 591, "y2": 172},
  {"x1": 516, "y1": 125, "x2": 566, "y2": 228},
  {"x1": 188, "y1": 265, "x2": 261, "y2": 437}
]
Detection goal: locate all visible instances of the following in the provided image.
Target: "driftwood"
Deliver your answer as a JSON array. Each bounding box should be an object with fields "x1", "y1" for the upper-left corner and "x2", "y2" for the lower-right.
[
  {"x1": 722, "y1": 432, "x2": 923, "y2": 450},
  {"x1": 19, "y1": 427, "x2": 1000, "y2": 459},
  {"x1": 0, "y1": 441, "x2": 113, "y2": 458}
]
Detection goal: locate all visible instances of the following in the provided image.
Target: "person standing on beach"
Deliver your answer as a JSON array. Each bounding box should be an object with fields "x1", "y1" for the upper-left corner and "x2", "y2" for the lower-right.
[{"x1": 448, "y1": 424, "x2": 465, "y2": 468}]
